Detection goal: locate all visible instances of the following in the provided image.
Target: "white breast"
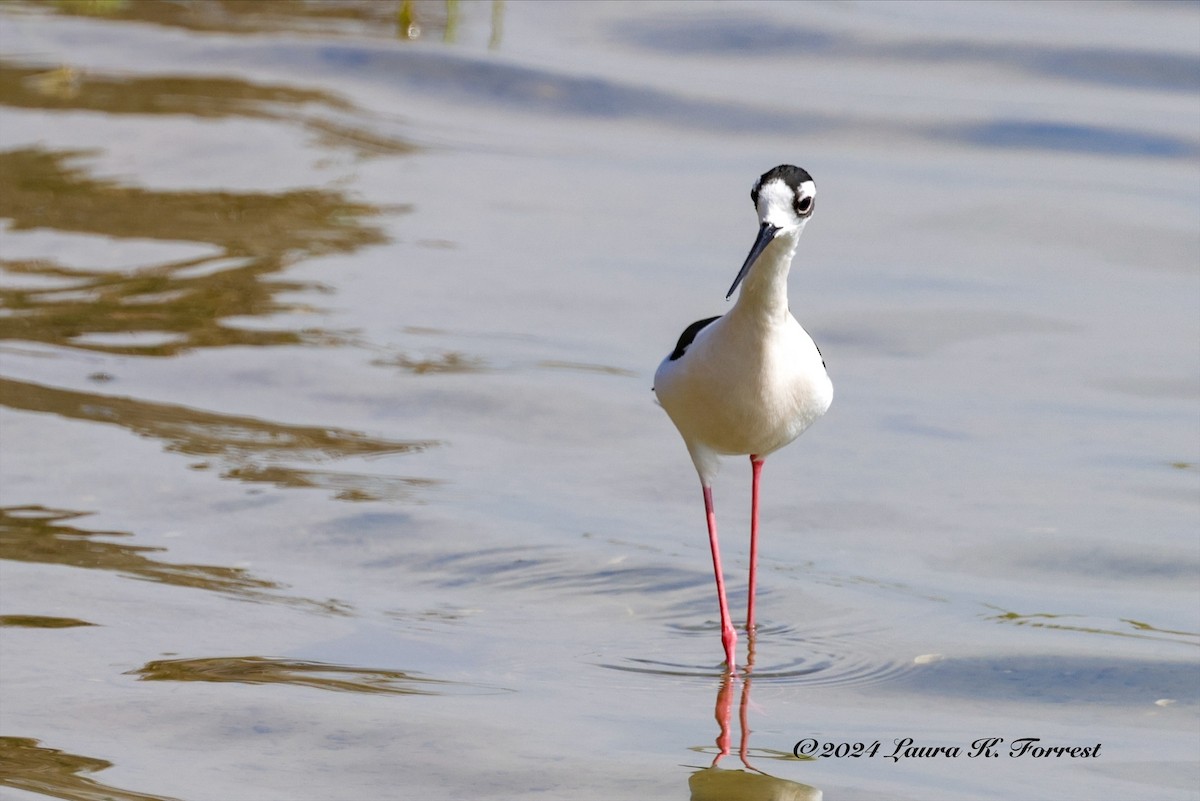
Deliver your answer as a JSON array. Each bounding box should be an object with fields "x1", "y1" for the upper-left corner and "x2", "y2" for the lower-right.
[{"x1": 654, "y1": 311, "x2": 832, "y2": 460}]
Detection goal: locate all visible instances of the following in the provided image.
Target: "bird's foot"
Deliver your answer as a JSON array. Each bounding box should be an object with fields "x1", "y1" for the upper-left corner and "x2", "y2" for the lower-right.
[{"x1": 721, "y1": 625, "x2": 738, "y2": 673}]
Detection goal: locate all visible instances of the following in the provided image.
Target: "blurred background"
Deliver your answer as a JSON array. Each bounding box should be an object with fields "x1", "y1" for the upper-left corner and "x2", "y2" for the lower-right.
[{"x1": 1, "y1": 2, "x2": 1197, "y2": 799}]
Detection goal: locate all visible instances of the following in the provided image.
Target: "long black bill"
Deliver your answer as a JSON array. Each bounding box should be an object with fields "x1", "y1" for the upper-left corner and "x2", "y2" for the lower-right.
[{"x1": 726, "y1": 223, "x2": 779, "y2": 300}]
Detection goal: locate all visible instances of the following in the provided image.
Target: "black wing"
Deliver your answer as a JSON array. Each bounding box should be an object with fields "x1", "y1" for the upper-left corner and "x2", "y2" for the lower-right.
[{"x1": 668, "y1": 316, "x2": 720, "y2": 361}]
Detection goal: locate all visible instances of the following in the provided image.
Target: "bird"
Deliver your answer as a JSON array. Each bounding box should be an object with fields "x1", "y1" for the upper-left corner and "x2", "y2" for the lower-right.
[{"x1": 653, "y1": 165, "x2": 833, "y2": 672}]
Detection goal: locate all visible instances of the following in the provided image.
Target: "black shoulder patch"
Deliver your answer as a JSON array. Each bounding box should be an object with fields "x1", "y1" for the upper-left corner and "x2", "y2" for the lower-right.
[{"x1": 668, "y1": 316, "x2": 720, "y2": 361}]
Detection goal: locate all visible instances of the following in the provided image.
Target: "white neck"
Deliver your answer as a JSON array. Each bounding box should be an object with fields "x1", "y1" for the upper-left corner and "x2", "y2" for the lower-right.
[{"x1": 731, "y1": 229, "x2": 799, "y2": 319}]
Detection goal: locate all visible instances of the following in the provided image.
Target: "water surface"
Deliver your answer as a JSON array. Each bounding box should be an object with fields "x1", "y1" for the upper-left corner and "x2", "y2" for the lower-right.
[{"x1": 1, "y1": 2, "x2": 1198, "y2": 799}]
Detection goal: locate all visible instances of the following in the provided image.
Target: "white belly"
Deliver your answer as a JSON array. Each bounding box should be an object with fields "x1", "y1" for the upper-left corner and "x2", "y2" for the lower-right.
[{"x1": 654, "y1": 313, "x2": 832, "y2": 459}]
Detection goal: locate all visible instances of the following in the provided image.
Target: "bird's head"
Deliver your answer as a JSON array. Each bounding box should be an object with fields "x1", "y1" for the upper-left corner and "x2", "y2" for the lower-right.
[{"x1": 726, "y1": 165, "x2": 816, "y2": 299}]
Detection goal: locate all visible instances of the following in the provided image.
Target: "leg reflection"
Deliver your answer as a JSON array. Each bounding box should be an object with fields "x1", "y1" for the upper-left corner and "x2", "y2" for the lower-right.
[
  {"x1": 690, "y1": 630, "x2": 824, "y2": 800},
  {"x1": 711, "y1": 671, "x2": 735, "y2": 768},
  {"x1": 738, "y1": 628, "x2": 759, "y2": 771}
]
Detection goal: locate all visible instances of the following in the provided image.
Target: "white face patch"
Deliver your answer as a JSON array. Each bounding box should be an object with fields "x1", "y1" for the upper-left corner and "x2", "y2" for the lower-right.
[
  {"x1": 796, "y1": 179, "x2": 816, "y2": 204},
  {"x1": 756, "y1": 178, "x2": 816, "y2": 229}
]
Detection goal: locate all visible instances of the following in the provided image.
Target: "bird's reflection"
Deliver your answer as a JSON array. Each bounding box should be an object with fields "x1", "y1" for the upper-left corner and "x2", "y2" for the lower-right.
[{"x1": 689, "y1": 635, "x2": 823, "y2": 801}]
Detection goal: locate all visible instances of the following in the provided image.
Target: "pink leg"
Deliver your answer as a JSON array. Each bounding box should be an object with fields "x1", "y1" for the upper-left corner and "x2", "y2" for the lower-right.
[
  {"x1": 703, "y1": 485, "x2": 737, "y2": 671},
  {"x1": 746, "y1": 456, "x2": 764, "y2": 632}
]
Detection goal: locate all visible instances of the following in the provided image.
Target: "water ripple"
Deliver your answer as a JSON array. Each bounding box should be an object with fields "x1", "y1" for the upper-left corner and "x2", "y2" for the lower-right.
[{"x1": 601, "y1": 619, "x2": 915, "y2": 687}]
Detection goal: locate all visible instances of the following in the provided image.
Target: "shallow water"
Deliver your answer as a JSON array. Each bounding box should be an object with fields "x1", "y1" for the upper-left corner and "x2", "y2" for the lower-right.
[{"x1": 1, "y1": 1, "x2": 1197, "y2": 799}]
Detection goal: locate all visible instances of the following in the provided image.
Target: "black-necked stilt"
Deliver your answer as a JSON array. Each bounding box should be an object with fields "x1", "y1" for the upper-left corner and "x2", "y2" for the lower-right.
[{"x1": 654, "y1": 165, "x2": 833, "y2": 671}]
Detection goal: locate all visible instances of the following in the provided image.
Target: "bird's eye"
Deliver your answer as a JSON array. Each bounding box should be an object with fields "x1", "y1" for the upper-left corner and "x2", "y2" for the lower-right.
[{"x1": 794, "y1": 195, "x2": 813, "y2": 215}]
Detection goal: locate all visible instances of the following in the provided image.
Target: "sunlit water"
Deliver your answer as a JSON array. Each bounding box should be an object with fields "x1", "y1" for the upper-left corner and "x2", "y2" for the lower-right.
[{"x1": 1, "y1": 2, "x2": 1197, "y2": 799}]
